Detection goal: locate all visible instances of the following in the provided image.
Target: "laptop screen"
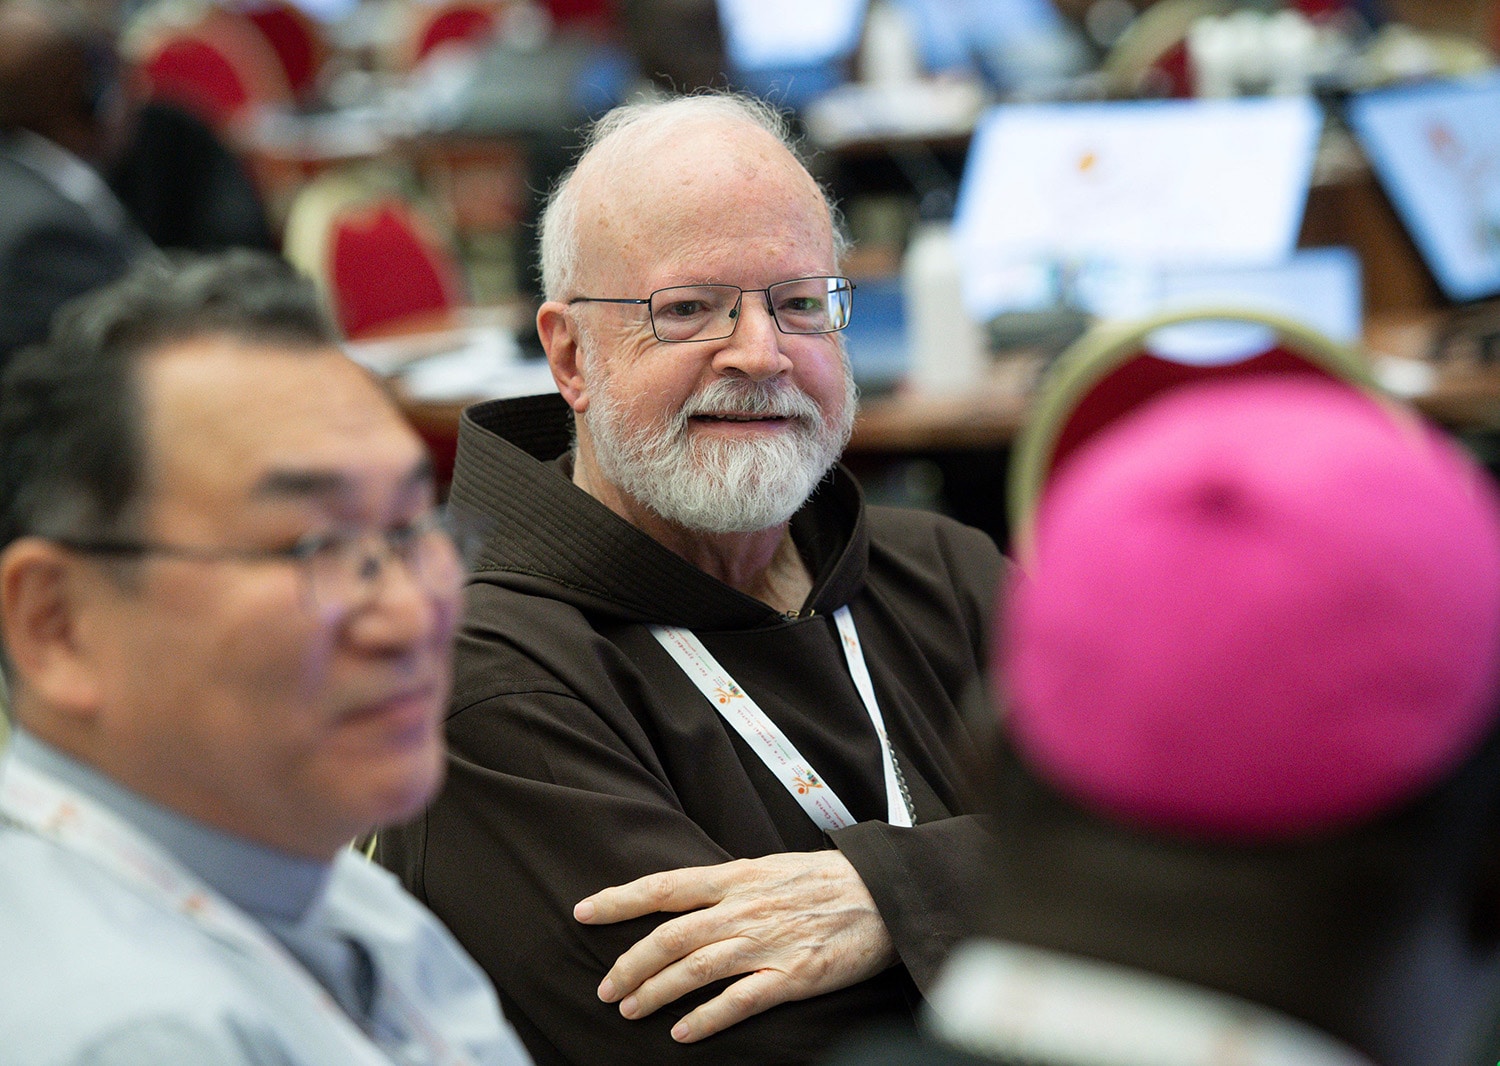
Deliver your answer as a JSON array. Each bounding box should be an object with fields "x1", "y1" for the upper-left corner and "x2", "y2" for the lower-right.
[
  {"x1": 953, "y1": 97, "x2": 1323, "y2": 321},
  {"x1": 1347, "y1": 73, "x2": 1500, "y2": 304},
  {"x1": 279, "y1": 0, "x2": 358, "y2": 23},
  {"x1": 715, "y1": 0, "x2": 867, "y2": 106},
  {"x1": 893, "y1": 0, "x2": 1064, "y2": 78}
]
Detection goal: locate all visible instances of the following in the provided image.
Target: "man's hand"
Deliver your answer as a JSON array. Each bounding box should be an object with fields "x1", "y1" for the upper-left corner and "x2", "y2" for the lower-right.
[{"x1": 573, "y1": 851, "x2": 896, "y2": 1043}]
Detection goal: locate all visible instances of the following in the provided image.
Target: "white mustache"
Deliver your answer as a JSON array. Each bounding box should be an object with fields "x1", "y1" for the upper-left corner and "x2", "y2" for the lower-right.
[{"x1": 678, "y1": 379, "x2": 821, "y2": 423}]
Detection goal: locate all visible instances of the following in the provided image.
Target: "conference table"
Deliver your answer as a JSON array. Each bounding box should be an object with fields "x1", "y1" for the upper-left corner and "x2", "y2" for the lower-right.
[{"x1": 369, "y1": 303, "x2": 1500, "y2": 468}]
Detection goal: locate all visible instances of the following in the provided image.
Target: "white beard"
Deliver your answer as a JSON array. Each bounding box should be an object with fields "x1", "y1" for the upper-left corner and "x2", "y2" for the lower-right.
[{"x1": 582, "y1": 359, "x2": 857, "y2": 535}]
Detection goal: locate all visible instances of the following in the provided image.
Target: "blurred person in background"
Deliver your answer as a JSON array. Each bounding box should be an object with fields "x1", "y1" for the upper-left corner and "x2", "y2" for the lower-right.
[
  {"x1": 0, "y1": 0, "x2": 274, "y2": 375},
  {"x1": 835, "y1": 375, "x2": 1500, "y2": 1066},
  {"x1": 0, "y1": 0, "x2": 148, "y2": 369}
]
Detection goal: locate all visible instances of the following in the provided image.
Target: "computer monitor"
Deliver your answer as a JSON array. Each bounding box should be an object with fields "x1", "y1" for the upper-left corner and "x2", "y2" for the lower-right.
[{"x1": 1347, "y1": 73, "x2": 1500, "y2": 304}]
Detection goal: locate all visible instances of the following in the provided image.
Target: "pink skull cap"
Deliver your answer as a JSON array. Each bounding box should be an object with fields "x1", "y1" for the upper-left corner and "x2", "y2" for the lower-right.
[{"x1": 1003, "y1": 375, "x2": 1500, "y2": 840}]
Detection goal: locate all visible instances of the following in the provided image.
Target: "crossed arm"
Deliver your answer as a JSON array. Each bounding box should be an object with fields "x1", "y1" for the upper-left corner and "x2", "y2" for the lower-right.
[
  {"x1": 575, "y1": 850, "x2": 898, "y2": 1043},
  {"x1": 402, "y1": 566, "x2": 996, "y2": 1061}
]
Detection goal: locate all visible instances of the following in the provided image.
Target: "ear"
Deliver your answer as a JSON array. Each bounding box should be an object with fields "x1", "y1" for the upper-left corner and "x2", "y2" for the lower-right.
[
  {"x1": 538, "y1": 301, "x2": 590, "y2": 414},
  {"x1": 0, "y1": 539, "x2": 106, "y2": 721}
]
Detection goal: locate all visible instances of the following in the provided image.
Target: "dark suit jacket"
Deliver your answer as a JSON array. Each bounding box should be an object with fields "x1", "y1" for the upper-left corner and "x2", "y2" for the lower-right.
[
  {"x1": 107, "y1": 102, "x2": 274, "y2": 254},
  {"x1": 0, "y1": 138, "x2": 142, "y2": 367}
]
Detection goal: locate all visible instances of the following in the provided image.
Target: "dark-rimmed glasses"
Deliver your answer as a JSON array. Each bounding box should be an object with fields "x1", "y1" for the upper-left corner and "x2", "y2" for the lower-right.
[
  {"x1": 48, "y1": 510, "x2": 463, "y2": 614},
  {"x1": 568, "y1": 276, "x2": 854, "y2": 343}
]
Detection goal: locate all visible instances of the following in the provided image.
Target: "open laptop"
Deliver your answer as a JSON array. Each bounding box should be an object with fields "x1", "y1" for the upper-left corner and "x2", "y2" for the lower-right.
[
  {"x1": 1347, "y1": 73, "x2": 1500, "y2": 359},
  {"x1": 715, "y1": 0, "x2": 867, "y2": 109},
  {"x1": 951, "y1": 96, "x2": 1335, "y2": 363}
]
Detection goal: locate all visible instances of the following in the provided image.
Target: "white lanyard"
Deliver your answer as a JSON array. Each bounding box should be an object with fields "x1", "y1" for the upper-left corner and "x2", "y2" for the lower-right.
[
  {"x1": 0, "y1": 760, "x2": 475, "y2": 1066},
  {"x1": 651, "y1": 605, "x2": 914, "y2": 832}
]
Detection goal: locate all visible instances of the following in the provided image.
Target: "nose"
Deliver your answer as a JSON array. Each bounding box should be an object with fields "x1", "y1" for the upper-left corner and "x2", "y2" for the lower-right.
[
  {"x1": 712, "y1": 290, "x2": 792, "y2": 382},
  {"x1": 343, "y1": 547, "x2": 457, "y2": 654}
]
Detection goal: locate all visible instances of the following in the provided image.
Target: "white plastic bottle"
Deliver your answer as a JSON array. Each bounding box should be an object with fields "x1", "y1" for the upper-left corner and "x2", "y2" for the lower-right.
[
  {"x1": 902, "y1": 221, "x2": 988, "y2": 393},
  {"x1": 861, "y1": 0, "x2": 923, "y2": 87}
]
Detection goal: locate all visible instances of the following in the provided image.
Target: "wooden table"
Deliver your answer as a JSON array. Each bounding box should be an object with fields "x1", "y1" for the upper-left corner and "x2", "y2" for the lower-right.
[
  {"x1": 388, "y1": 310, "x2": 1500, "y2": 450},
  {"x1": 848, "y1": 309, "x2": 1500, "y2": 453}
]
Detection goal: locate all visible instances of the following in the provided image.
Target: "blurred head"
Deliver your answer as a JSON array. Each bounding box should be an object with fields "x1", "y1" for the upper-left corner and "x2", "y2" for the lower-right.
[
  {"x1": 1005, "y1": 376, "x2": 1500, "y2": 843},
  {"x1": 535, "y1": 93, "x2": 856, "y2": 535},
  {"x1": 0, "y1": 0, "x2": 122, "y2": 163},
  {"x1": 987, "y1": 376, "x2": 1500, "y2": 1065},
  {"x1": 0, "y1": 252, "x2": 462, "y2": 859}
]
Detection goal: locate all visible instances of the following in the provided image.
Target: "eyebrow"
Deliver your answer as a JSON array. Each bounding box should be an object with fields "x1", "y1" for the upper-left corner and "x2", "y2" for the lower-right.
[{"x1": 251, "y1": 455, "x2": 436, "y2": 504}]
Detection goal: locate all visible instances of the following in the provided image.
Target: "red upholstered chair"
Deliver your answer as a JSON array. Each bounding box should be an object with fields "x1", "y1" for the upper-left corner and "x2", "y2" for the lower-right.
[
  {"x1": 240, "y1": 0, "x2": 327, "y2": 105},
  {"x1": 1007, "y1": 306, "x2": 1379, "y2": 551},
  {"x1": 543, "y1": 0, "x2": 614, "y2": 29},
  {"x1": 1289, "y1": 0, "x2": 1353, "y2": 18},
  {"x1": 131, "y1": 8, "x2": 293, "y2": 131},
  {"x1": 405, "y1": 0, "x2": 504, "y2": 67},
  {"x1": 325, "y1": 197, "x2": 466, "y2": 341}
]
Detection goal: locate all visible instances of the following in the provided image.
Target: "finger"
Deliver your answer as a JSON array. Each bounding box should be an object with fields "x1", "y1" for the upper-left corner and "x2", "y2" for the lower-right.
[
  {"x1": 616, "y1": 937, "x2": 755, "y2": 1020},
  {"x1": 575, "y1": 864, "x2": 730, "y2": 925},
  {"x1": 669, "y1": 970, "x2": 795, "y2": 1044},
  {"x1": 596, "y1": 908, "x2": 730, "y2": 1002}
]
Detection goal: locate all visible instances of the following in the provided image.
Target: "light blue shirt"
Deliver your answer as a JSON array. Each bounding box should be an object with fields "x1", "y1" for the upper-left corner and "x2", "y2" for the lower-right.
[{"x1": 0, "y1": 730, "x2": 532, "y2": 1066}]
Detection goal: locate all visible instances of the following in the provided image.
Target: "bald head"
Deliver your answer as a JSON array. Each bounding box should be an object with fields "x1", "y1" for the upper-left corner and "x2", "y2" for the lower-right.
[{"x1": 538, "y1": 94, "x2": 846, "y2": 301}]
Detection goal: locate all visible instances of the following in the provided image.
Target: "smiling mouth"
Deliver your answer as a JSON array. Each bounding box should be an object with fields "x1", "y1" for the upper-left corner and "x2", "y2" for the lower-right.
[
  {"x1": 342, "y1": 685, "x2": 442, "y2": 736},
  {"x1": 691, "y1": 414, "x2": 792, "y2": 424}
]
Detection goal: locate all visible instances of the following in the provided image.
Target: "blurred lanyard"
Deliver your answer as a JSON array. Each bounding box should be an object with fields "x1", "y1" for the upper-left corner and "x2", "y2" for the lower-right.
[
  {"x1": 0, "y1": 758, "x2": 476, "y2": 1066},
  {"x1": 652, "y1": 606, "x2": 914, "y2": 832}
]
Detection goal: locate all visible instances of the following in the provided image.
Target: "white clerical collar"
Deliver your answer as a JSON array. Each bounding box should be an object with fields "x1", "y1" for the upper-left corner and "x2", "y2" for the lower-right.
[
  {"x1": 7, "y1": 728, "x2": 331, "y2": 923},
  {"x1": 926, "y1": 939, "x2": 1375, "y2": 1066}
]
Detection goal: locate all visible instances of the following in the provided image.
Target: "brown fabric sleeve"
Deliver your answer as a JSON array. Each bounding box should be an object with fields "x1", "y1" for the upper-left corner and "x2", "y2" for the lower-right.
[
  {"x1": 829, "y1": 816, "x2": 990, "y2": 991},
  {"x1": 390, "y1": 682, "x2": 916, "y2": 1066}
]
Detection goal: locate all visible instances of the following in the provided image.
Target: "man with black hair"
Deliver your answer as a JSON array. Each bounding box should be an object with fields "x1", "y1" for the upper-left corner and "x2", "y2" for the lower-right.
[{"x1": 0, "y1": 251, "x2": 530, "y2": 1065}]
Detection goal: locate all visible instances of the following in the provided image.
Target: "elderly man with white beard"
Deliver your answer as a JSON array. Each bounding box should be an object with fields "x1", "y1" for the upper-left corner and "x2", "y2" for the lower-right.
[{"x1": 377, "y1": 93, "x2": 1004, "y2": 1066}]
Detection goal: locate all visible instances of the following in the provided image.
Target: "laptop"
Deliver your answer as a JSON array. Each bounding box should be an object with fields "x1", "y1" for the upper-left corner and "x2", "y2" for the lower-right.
[
  {"x1": 715, "y1": 0, "x2": 867, "y2": 108},
  {"x1": 1347, "y1": 72, "x2": 1500, "y2": 306}
]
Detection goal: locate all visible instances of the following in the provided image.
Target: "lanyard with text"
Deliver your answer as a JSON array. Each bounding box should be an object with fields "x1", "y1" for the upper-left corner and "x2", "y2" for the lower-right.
[
  {"x1": 0, "y1": 759, "x2": 476, "y2": 1066},
  {"x1": 651, "y1": 605, "x2": 914, "y2": 832}
]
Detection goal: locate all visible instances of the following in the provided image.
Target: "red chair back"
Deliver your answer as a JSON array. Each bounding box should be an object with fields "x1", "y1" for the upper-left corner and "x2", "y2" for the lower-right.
[
  {"x1": 134, "y1": 12, "x2": 291, "y2": 130},
  {"x1": 327, "y1": 199, "x2": 465, "y2": 340},
  {"x1": 413, "y1": 3, "x2": 500, "y2": 65},
  {"x1": 1007, "y1": 307, "x2": 1378, "y2": 545},
  {"x1": 1051, "y1": 346, "x2": 1339, "y2": 478},
  {"x1": 242, "y1": 0, "x2": 325, "y2": 103}
]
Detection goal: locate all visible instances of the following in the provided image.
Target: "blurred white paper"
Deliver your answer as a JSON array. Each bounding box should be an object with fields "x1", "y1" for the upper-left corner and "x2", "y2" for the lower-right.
[
  {"x1": 402, "y1": 352, "x2": 557, "y2": 401},
  {"x1": 346, "y1": 324, "x2": 558, "y2": 402},
  {"x1": 955, "y1": 97, "x2": 1322, "y2": 319}
]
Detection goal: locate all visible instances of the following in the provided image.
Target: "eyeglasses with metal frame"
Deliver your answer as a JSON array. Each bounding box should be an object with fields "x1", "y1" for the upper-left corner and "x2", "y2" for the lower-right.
[
  {"x1": 567, "y1": 276, "x2": 855, "y2": 343},
  {"x1": 47, "y1": 510, "x2": 463, "y2": 614}
]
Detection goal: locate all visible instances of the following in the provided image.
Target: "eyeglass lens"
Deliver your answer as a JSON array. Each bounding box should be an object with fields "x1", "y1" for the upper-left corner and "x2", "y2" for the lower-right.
[
  {"x1": 304, "y1": 523, "x2": 462, "y2": 611},
  {"x1": 648, "y1": 277, "x2": 852, "y2": 342}
]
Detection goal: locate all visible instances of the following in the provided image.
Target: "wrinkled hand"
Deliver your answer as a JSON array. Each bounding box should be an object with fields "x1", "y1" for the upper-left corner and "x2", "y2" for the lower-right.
[{"x1": 573, "y1": 851, "x2": 896, "y2": 1043}]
